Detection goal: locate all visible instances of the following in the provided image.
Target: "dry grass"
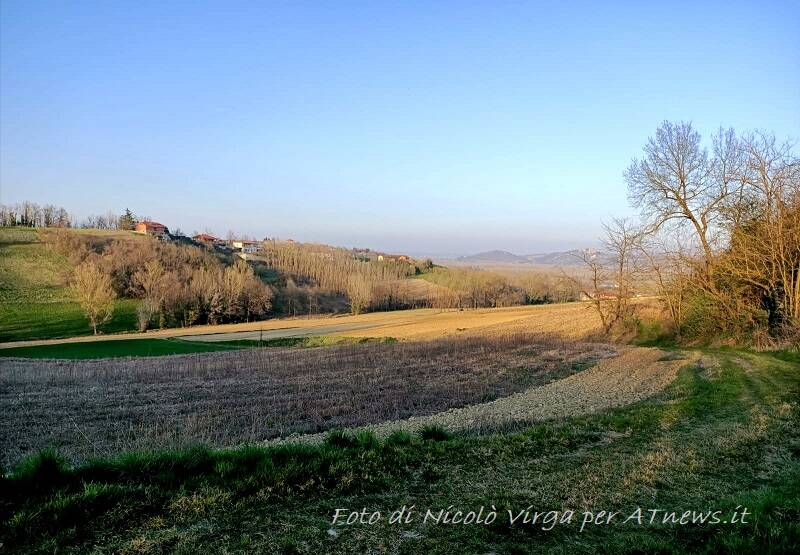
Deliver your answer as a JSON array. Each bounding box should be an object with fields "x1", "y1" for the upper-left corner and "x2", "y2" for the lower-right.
[
  {"x1": 0, "y1": 302, "x2": 605, "y2": 348},
  {"x1": 0, "y1": 333, "x2": 613, "y2": 467}
]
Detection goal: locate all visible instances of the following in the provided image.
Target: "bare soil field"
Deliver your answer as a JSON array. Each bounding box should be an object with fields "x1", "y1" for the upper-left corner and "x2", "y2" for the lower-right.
[
  {"x1": 0, "y1": 334, "x2": 614, "y2": 467},
  {"x1": 267, "y1": 347, "x2": 690, "y2": 445}
]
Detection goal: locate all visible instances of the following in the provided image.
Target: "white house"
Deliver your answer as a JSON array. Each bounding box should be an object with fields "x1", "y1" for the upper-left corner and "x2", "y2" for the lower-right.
[{"x1": 232, "y1": 240, "x2": 261, "y2": 254}]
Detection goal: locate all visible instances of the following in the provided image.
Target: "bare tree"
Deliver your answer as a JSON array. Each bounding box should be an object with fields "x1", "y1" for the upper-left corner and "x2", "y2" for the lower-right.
[
  {"x1": 346, "y1": 274, "x2": 373, "y2": 315},
  {"x1": 133, "y1": 260, "x2": 167, "y2": 330},
  {"x1": 568, "y1": 219, "x2": 640, "y2": 334},
  {"x1": 625, "y1": 121, "x2": 736, "y2": 271},
  {"x1": 720, "y1": 132, "x2": 800, "y2": 330},
  {"x1": 70, "y1": 262, "x2": 116, "y2": 334},
  {"x1": 635, "y1": 229, "x2": 693, "y2": 337}
]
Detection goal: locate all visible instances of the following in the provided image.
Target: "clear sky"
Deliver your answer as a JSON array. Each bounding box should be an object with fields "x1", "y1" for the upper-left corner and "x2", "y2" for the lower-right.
[{"x1": 1, "y1": 1, "x2": 798, "y2": 256}]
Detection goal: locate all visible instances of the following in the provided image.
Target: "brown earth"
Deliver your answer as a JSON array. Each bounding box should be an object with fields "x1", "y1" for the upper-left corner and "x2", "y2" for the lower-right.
[{"x1": 0, "y1": 334, "x2": 614, "y2": 467}]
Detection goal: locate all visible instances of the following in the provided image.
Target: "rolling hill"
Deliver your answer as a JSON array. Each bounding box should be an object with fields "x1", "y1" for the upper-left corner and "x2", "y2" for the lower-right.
[
  {"x1": 456, "y1": 250, "x2": 529, "y2": 264},
  {"x1": 454, "y1": 248, "x2": 611, "y2": 267}
]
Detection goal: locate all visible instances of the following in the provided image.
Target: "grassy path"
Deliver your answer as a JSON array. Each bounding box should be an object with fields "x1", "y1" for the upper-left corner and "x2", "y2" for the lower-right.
[{"x1": 1, "y1": 349, "x2": 797, "y2": 553}]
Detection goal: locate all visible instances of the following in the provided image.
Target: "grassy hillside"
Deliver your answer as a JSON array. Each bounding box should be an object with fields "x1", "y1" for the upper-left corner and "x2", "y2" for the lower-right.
[
  {"x1": 0, "y1": 227, "x2": 69, "y2": 302},
  {"x1": 1, "y1": 348, "x2": 797, "y2": 553},
  {"x1": 0, "y1": 227, "x2": 141, "y2": 342}
]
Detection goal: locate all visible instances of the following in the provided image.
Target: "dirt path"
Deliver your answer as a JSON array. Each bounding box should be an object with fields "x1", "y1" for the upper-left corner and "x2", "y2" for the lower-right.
[{"x1": 271, "y1": 347, "x2": 695, "y2": 445}]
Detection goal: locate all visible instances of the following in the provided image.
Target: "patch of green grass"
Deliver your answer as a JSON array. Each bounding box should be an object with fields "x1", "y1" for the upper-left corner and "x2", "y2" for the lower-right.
[
  {"x1": 633, "y1": 323, "x2": 681, "y2": 349},
  {"x1": 418, "y1": 425, "x2": 453, "y2": 442},
  {"x1": 756, "y1": 348, "x2": 800, "y2": 365},
  {"x1": 1, "y1": 349, "x2": 798, "y2": 553},
  {"x1": 0, "y1": 228, "x2": 70, "y2": 303},
  {"x1": 0, "y1": 335, "x2": 397, "y2": 359},
  {"x1": 0, "y1": 299, "x2": 140, "y2": 342},
  {"x1": 0, "y1": 337, "x2": 241, "y2": 359},
  {"x1": 211, "y1": 335, "x2": 396, "y2": 349}
]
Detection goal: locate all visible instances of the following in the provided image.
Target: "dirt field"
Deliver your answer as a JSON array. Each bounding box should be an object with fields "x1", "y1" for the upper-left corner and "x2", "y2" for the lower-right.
[
  {"x1": 0, "y1": 334, "x2": 615, "y2": 467},
  {"x1": 0, "y1": 301, "x2": 604, "y2": 348}
]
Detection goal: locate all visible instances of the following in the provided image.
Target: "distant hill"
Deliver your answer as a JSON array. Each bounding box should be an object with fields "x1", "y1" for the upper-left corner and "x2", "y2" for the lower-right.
[
  {"x1": 456, "y1": 250, "x2": 529, "y2": 264},
  {"x1": 525, "y1": 249, "x2": 605, "y2": 266},
  {"x1": 454, "y1": 248, "x2": 611, "y2": 267}
]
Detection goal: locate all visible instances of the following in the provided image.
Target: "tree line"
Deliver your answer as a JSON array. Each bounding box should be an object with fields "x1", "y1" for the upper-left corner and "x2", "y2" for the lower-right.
[
  {"x1": 262, "y1": 241, "x2": 418, "y2": 314},
  {"x1": 422, "y1": 267, "x2": 580, "y2": 309},
  {"x1": 264, "y1": 240, "x2": 579, "y2": 314},
  {"x1": 578, "y1": 121, "x2": 799, "y2": 345},
  {"x1": 0, "y1": 201, "x2": 72, "y2": 227},
  {"x1": 0, "y1": 202, "x2": 144, "y2": 231}
]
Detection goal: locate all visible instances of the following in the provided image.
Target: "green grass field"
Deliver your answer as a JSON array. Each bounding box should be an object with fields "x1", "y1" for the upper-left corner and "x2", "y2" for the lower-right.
[
  {"x1": 1, "y1": 349, "x2": 797, "y2": 553},
  {"x1": 0, "y1": 299, "x2": 140, "y2": 343},
  {"x1": 0, "y1": 335, "x2": 394, "y2": 359}
]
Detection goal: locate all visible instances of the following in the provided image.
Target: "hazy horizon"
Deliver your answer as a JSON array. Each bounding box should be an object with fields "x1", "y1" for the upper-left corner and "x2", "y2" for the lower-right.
[{"x1": 1, "y1": 1, "x2": 798, "y2": 255}]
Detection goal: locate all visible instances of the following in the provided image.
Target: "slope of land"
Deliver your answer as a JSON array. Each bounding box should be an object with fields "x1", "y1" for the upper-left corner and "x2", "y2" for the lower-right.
[
  {"x1": 3, "y1": 349, "x2": 797, "y2": 553},
  {"x1": 0, "y1": 227, "x2": 142, "y2": 341},
  {"x1": 0, "y1": 335, "x2": 614, "y2": 466}
]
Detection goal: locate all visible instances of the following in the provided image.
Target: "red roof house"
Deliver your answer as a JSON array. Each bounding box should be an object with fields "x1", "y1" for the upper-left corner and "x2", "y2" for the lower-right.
[
  {"x1": 193, "y1": 233, "x2": 220, "y2": 243},
  {"x1": 135, "y1": 221, "x2": 169, "y2": 237}
]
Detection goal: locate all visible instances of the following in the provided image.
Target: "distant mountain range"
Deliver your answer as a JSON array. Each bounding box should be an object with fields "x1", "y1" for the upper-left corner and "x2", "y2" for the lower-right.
[
  {"x1": 455, "y1": 249, "x2": 609, "y2": 266},
  {"x1": 456, "y1": 250, "x2": 529, "y2": 264}
]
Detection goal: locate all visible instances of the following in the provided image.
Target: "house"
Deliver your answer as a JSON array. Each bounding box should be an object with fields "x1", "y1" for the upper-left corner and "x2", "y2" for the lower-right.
[
  {"x1": 193, "y1": 233, "x2": 221, "y2": 244},
  {"x1": 232, "y1": 240, "x2": 262, "y2": 254},
  {"x1": 377, "y1": 253, "x2": 412, "y2": 263},
  {"x1": 135, "y1": 221, "x2": 169, "y2": 238}
]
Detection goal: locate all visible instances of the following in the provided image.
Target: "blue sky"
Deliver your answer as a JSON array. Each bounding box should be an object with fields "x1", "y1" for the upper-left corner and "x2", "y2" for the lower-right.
[{"x1": 1, "y1": 1, "x2": 798, "y2": 256}]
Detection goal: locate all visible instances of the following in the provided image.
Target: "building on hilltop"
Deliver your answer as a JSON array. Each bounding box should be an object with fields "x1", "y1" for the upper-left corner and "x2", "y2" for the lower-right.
[
  {"x1": 232, "y1": 240, "x2": 262, "y2": 254},
  {"x1": 193, "y1": 233, "x2": 222, "y2": 244},
  {"x1": 134, "y1": 221, "x2": 169, "y2": 238}
]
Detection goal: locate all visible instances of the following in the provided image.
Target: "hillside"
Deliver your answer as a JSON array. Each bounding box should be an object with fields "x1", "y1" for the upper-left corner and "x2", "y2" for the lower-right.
[
  {"x1": 0, "y1": 227, "x2": 140, "y2": 341},
  {"x1": 0, "y1": 227, "x2": 587, "y2": 343},
  {"x1": 3, "y1": 347, "x2": 798, "y2": 553},
  {"x1": 0, "y1": 227, "x2": 69, "y2": 302}
]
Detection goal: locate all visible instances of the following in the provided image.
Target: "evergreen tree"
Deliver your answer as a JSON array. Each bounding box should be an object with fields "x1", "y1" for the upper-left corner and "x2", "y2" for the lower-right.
[{"x1": 118, "y1": 208, "x2": 136, "y2": 230}]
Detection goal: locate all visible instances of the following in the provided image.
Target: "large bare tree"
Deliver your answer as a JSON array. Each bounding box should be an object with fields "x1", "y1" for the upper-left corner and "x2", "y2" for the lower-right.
[{"x1": 624, "y1": 121, "x2": 739, "y2": 271}]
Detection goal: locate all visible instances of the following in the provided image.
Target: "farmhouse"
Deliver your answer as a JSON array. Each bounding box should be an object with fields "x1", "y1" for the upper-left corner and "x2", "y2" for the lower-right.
[
  {"x1": 134, "y1": 221, "x2": 169, "y2": 238},
  {"x1": 233, "y1": 240, "x2": 262, "y2": 254},
  {"x1": 193, "y1": 233, "x2": 222, "y2": 244}
]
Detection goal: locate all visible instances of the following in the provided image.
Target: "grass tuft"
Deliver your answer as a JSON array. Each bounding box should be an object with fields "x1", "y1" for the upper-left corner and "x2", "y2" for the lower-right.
[
  {"x1": 9, "y1": 449, "x2": 70, "y2": 490},
  {"x1": 384, "y1": 430, "x2": 413, "y2": 446},
  {"x1": 418, "y1": 425, "x2": 453, "y2": 441}
]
